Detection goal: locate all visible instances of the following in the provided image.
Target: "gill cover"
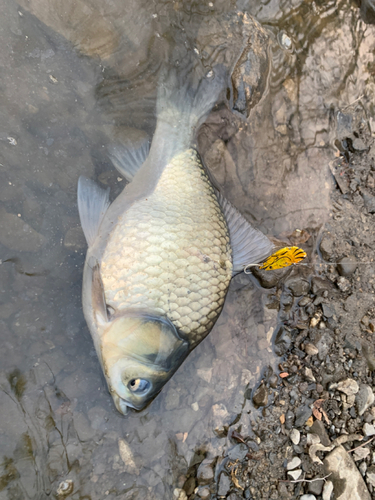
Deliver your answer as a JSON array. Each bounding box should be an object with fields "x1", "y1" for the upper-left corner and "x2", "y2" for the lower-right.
[{"x1": 101, "y1": 312, "x2": 189, "y2": 412}]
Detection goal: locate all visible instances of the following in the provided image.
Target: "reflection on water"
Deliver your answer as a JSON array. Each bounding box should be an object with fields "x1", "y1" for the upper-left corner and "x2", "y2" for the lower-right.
[{"x1": 0, "y1": 0, "x2": 374, "y2": 498}]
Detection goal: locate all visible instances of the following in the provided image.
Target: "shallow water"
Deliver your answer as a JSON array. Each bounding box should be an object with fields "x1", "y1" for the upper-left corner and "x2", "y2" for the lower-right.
[{"x1": 0, "y1": 0, "x2": 374, "y2": 498}]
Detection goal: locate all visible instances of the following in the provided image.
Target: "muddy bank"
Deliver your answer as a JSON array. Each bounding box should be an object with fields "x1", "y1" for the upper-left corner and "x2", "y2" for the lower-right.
[{"x1": 182, "y1": 134, "x2": 375, "y2": 499}]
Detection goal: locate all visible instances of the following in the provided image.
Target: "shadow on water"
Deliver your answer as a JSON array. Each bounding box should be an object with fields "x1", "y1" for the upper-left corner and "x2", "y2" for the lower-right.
[{"x1": 0, "y1": 0, "x2": 374, "y2": 498}]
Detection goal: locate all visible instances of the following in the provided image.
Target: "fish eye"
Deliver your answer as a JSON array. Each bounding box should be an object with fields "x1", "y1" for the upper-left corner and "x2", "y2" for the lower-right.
[{"x1": 129, "y1": 378, "x2": 150, "y2": 394}]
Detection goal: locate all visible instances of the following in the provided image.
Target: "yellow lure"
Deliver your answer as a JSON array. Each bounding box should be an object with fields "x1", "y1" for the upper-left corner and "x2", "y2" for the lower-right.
[{"x1": 259, "y1": 246, "x2": 307, "y2": 271}]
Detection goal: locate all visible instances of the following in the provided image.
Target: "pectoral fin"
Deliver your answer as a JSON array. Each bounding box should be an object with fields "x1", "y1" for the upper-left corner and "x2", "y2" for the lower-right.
[
  {"x1": 91, "y1": 263, "x2": 109, "y2": 326},
  {"x1": 108, "y1": 140, "x2": 150, "y2": 182},
  {"x1": 218, "y1": 193, "x2": 274, "y2": 275},
  {"x1": 77, "y1": 176, "x2": 110, "y2": 247}
]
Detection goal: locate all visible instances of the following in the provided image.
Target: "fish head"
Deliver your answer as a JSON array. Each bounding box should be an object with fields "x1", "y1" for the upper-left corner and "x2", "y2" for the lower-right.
[{"x1": 100, "y1": 312, "x2": 189, "y2": 414}]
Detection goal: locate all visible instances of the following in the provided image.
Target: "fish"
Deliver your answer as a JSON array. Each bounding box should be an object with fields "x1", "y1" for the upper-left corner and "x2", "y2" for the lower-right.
[{"x1": 77, "y1": 62, "x2": 274, "y2": 415}]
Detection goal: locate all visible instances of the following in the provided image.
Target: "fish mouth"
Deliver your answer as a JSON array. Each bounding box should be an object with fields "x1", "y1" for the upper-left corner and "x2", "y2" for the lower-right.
[{"x1": 112, "y1": 393, "x2": 137, "y2": 415}]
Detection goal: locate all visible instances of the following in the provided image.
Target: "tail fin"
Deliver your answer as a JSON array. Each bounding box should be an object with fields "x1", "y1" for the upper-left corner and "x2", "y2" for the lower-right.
[{"x1": 153, "y1": 63, "x2": 227, "y2": 157}]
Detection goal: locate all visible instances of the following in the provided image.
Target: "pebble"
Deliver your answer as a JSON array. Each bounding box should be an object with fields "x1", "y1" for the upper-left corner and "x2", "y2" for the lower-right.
[
  {"x1": 337, "y1": 256, "x2": 357, "y2": 276},
  {"x1": 196, "y1": 486, "x2": 210, "y2": 499},
  {"x1": 359, "y1": 462, "x2": 368, "y2": 475},
  {"x1": 356, "y1": 385, "x2": 375, "y2": 416},
  {"x1": 300, "y1": 495, "x2": 316, "y2": 500},
  {"x1": 337, "y1": 276, "x2": 351, "y2": 292},
  {"x1": 308, "y1": 478, "x2": 324, "y2": 496},
  {"x1": 173, "y1": 488, "x2": 188, "y2": 500},
  {"x1": 354, "y1": 447, "x2": 370, "y2": 461},
  {"x1": 336, "y1": 378, "x2": 359, "y2": 396},
  {"x1": 322, "y1": 480, "x2": 334, "y2": 500},
  {"x1": 304, "y1": 343, "x2": 319, "y2": 355},
  {"x1": 303, "y1": 367, "x2": 316, "y2": 382},
  {"x1": 290, "y1": 428, "x2": 301, "y2": 445},
  {"x1": 319, "y1": 234, "x2": 335, "y2": 260},
  {"x1": 363, "y1": 423, "x2": 375, "y2": 436},
  {"x1": 287, "y1": 469, "x2": 302, "y2": 480},
  {"x1": 366, "y1": 466, "x2": 375, "y2": 487},
  {"x1": 217, "y1": 473, "x2": 231, "y2": 496},
  {"x1": 252, "y1": 383, "x2": 268, "y2": 408},
  {"x1": 324, "y1": 445, "x2": 371, "y2": 499},
  {"x1": 286, "y1": 456, "x2": 301, "y2": 470},
  {"x1": 294, "y1": 404, "x2": 313, "y2": 427},
  {"x1": 196, "y1": 459, "x2": 214, "y2": 485}
]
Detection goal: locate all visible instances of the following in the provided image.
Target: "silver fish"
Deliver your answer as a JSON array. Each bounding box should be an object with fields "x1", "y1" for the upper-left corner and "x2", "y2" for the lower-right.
[{"x1": 77, "y1": 65, "x2": 273, "y2": 414}]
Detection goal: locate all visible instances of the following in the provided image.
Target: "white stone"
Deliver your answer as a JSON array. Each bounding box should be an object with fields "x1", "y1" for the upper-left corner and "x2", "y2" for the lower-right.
[
  {"x1": 336, "y1": 379, "x2": 359, "y2": 396},
  {"x1": 300, "y1": 495, "x2": 316, "y2": 500},
  {"x1": 324, "y1": 445, "x2": 371, "y2": 499},
  {"x1": 363, "y1": 423, "x2": 375, "y2": 437},
  {"x1": 290, "y1": 428, "x2": 301, "y2": 445},
  {"x1": 356, "y1": 385, "x2": 375, "y2": 416},
  {"x1": 287, "y1": 469, "x2": 302, "y2": 480},
  {"x1": 191, "y1": 402, "x2": 199, "y2": 412},
  {"x1": 307, "y1": 433, "x2": 321, "y2": 445},
  {"x1": 286, "y1": 456, "x2": 302, "y2": 470},
  {"x1": 322, "y1": 480, "x2": 334, "y2": 500},
  {"x1": 353, "y1": 447, "x2": 370, "y2": 461}
]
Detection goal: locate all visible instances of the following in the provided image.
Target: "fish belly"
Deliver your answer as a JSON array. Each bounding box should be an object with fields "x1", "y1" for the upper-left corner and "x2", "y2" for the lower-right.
[{"x1": 101, "y1": 149, "x2": 232, "y2": 344}]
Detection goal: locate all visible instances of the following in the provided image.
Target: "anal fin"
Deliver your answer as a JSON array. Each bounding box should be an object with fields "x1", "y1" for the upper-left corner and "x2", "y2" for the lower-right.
[{"x1": 218, "y1": 193, "x2": 274, "y2": 275}]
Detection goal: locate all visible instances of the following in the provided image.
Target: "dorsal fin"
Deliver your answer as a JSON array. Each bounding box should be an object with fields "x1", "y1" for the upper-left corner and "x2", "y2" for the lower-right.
[
  {"x1": 218, "y1": 193, "x2": 274, "y2": 275},
  {"x1": 108, "y1": 140, "x2": 150, "y2": 182},
  {"x1": 77, "y1": 176, "x2": 110, "y2": 247}
]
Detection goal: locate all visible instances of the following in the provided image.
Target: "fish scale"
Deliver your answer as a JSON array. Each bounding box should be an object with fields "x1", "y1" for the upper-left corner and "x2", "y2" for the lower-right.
[{"x1": 101, "y1": 148, "x2": 233, "y2": 344}]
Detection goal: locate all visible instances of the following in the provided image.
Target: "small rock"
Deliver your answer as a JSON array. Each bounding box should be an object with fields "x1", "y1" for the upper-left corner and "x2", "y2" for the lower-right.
[
  {"x1": 337, "y1": 276, "x2": 351, "y2": 292},
  {"x1": 322, "y1": 480, "x2": 333, "y2": 500},
  {"x1": 336, "y1": 379, "x2": 359, "y2": 396},
  {"x1": 173, "y1": 488, "x2": 188, "y2": 500},
  {"x1": 300, "y1": 495, "x2": 316, "y2": 500},
  {"x1": 286, "y1": 456, "x2": 301, "y2": 470},
  {"x1": 196, "y1": 459, "x2": 214, "y2": 485},
  {"x1": 320, "y1": 234, "x2": 335, "y2": 261},
  {"x1": 337, "y1": 256, "x2": 357, "y2": 277},
  {"x1": 252, "y1": 383, "x2": 268, "y2": 408},
  {"x1": 363, "y1": 423, "x2": 375, "y2": 436},
  {"x1": 366, "y1": 465, "x2": 375, "y2": 487},
  {"x1": 118, "y1": 439, "x2": 139, "y2": 475},
  {"x1": 196, "y1": 486, "x2": 210, "y2": 499},
  {"x1": 322, "y1": 303, "x2": 335, "y2": 318},
  {"x1": 287, "y1": 469, "x2": 302, "y2": 480},
  {"x1": 217, "y1": 473, "x2": 231, "y2": 496},
  {"x1": 295, "y1": 404, "x2": 313, "y2": 428},
  {"x1": 303, "y1": 367, "x2": 316, "y2": 382},
  {"x1": 363, "y1": 192, "x2": 375, "y2": 213},
  {"x1": 354, "y1": 447, "x2": 370, "y2": 461},
  {"x1": 359, "y1": 461, "x2": 367, "y2": 475},
  {"x1": 324, "y1": 445, "x2": 371, "y2": 499},
  {"x1": 308, "y1": 477, "x2": 324, "y2": 496},
  {"x1": 285, "y1": 277, "x2": 310, "y2": 296},
  {"x1": 57, "y1": 480, "x2": 74, "y2": 496},
  {"x1": 310, "y1": 420, "x2": 331, "y2": 447},
  {"x1": 227, "y1": 443, "x2": 248, "y2": 461},
  {"x1": 356, "y1": 385, "x2": 375, "y2": 416},
  {"x1": 304, "y1": 343, "x2": 319, "y2": 355},
  {"x1": 290, "y1": 429, "x2": 301, "y2": 445},
  {"x1": 191, "y1": 402, "x2": 199, "y2": 412},
  {"x1": 183, "y1": 477, "x2": 196, "y2": 496}
]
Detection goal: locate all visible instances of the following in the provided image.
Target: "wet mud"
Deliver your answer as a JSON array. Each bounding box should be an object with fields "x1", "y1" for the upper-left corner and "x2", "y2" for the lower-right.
[{"x1": 0, "y1": 0, "x2": 375, "y2": 499}]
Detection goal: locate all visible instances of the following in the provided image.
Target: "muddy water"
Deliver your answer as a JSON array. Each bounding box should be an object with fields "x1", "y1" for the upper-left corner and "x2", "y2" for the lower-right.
[{"x1": 0, "y1": 0, "x2": 374, "y2": 498}]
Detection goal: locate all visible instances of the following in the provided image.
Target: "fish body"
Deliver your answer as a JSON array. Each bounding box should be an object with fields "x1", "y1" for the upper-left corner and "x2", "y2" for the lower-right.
[{"x1": 78, "y1": 64, "x2": 273, "y2": 414}]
